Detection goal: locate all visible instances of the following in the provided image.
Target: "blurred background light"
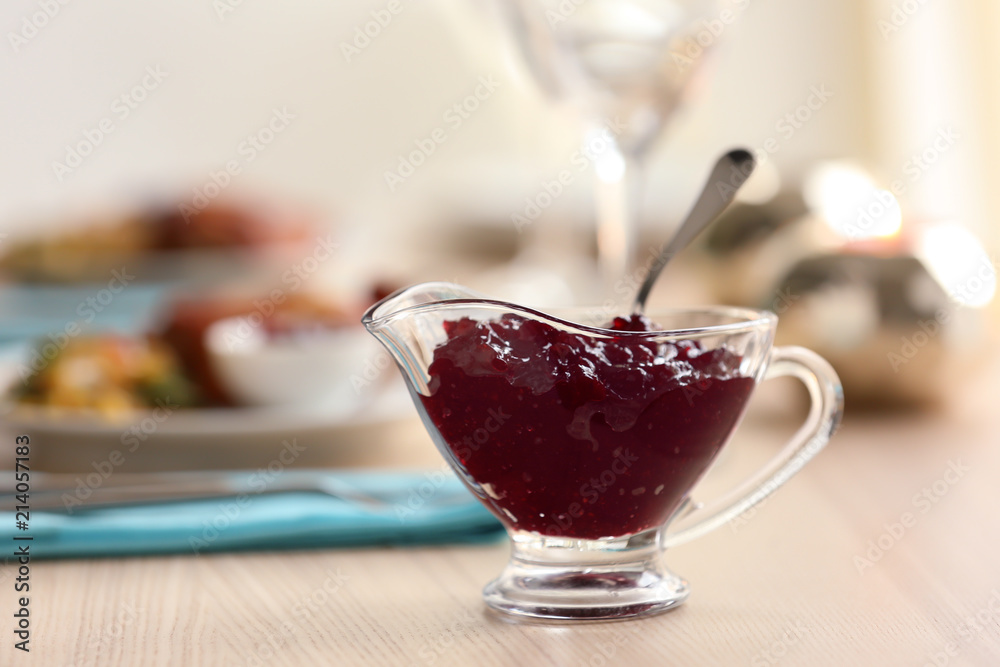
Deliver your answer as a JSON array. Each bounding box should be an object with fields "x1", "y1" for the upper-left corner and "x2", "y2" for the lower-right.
[
  {"x1": 919, "y1": 222, "x2": 997, "y2": 308},
  {"x1": 804, "y1": 162, "x2": 903, "y2": 241}
]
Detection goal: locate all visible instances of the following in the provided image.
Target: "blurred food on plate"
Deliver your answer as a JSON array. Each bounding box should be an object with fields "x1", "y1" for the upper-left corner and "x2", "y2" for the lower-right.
[
  {"x1": 0, "y1": 199, "x2": 315, "y2": 284},
  {"x1": 154, "y1": 200, "x2": 313, "y2": 250},
  {"x1": 159, "y1": 289, "x2": 368, "y2": 407},
  {"x1": 12, "y1": 334, "x2": 199, "y2": 418},
  {"x1": 205, "y1": 311, "x2": 380, "y2": 410},
  {"x1": 2, "y1": 279, "x2": 396, "y2": 420}
]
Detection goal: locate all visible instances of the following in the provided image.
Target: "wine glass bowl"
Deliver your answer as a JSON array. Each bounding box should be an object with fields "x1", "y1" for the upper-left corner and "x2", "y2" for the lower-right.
[{"x1": 498, "y1": 0, "x2": 726, "y2": 282}]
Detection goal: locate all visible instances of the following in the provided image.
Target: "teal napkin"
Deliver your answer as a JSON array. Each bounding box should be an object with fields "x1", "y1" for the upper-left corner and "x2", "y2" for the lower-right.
[{"x1": 0, "y1": 471, "x2": 504, "y2": 559}]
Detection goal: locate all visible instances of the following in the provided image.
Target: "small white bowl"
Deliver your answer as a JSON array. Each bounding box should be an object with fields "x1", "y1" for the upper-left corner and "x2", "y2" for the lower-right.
[{"x1": 205, "y1": 315, "x2": 380, "y2": 410}]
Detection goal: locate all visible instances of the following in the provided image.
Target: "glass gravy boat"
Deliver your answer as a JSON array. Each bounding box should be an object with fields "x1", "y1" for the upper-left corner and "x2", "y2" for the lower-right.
[{"x1": 363, "y1": 283, "x2": 843, "y2": 621}]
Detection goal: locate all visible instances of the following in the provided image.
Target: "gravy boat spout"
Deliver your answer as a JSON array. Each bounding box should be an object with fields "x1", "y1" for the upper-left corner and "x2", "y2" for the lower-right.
[{"x1": 362, "y1": 282, "x2": 527, "y2": 394}]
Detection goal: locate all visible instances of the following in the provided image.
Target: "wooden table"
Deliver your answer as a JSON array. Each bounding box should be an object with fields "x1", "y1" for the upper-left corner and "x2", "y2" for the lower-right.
[{"x1": 3, "y1": 363, "x2": 1000, "y2": 666}]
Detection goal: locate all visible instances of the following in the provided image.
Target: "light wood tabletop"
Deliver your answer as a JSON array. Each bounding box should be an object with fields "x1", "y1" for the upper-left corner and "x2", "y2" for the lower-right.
[{"x1": 3, "y1": 359, "x2": 1000, "y2": 667}]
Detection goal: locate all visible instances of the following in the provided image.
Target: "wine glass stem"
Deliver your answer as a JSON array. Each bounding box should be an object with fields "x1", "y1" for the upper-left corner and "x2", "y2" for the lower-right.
[{"x1": 593, "y1": 129, "x2": 643, "y2": 290}]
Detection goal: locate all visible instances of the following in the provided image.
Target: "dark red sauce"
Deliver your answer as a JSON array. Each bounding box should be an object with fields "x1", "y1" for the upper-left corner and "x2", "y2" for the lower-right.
[{"x1": 419, "y1": 314, "x2": 755, "y2": 539}]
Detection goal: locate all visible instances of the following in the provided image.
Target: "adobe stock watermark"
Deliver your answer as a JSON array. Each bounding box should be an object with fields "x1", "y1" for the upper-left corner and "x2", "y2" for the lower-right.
[
  {"x1": 241, "y1": 621, "x2": 299, "y2": 667},
  {"x1": 749, "y1": 620, "x2": 809, "y2": 666},
  {"x1": 52, "y1": 65, "x2": 168, "y2": 182},
  {"x1": 384, "y1": 75, "x2": 502, "y2": 192},
  {"x1": 770, "y1": 287, "x2": 801, "y2": 315},
  {"x1": 450, "y1": 408, "x2": 512, "y2": 462},
  {"x1": 890, "y1": 126, "x2": 960, "y2": 198},
  {"x1": 585, "y1": 242, "x2": 685, "y2": 323},
  {"x1": 17, "y1": 267, "x2": 136, "y2": 384},
  {"x1": 878, "y1": 0, "x2": 934, "y2": 40},
  {"x1": 350, "y1": 273, "x2": 463, "y2": 393},
  {"x1": 541, "y1": 447, "x2": 640, "y2": 537},
  {"x1": 542, "y1": 0, "x2": 585, "y2": 28},
  {"x1": 511, "y1": 116, "x2": 627, "y2": 232},
  {"x1": 350, "y1": 348, "x2": 392, "y2": 394},
  {"x1": 340, "y1": 0, "x2": 410, "y2": 62},
  {"x1": 729, "y1": 492, "x2": 771, "y2": 534},
  {"x1": 88, "y1": 601, "x2": 143, "y2": 651},
  {"x1": 580, "y1": 624, "x2": 643, "y2": 667},
  {"x1": 178, "y1": 107, "x2": 295, "y2": 220},
  {"x1": 671, "y1": 0, "x2": 754, "y2": 72},
  {"x1": 747, "y1": 84, "x2": 834, "y2": 169},
  {"x1": 216, "y1": 234, "x2": 340, "y2": 352},
  {"x1": 835, "y1": 126, "x2": 959, "y2": 242},
  {"x1": 394, "y1": 406, "x2": 511, "y2": 523},
  {"x1": 921, "y1": 589, "x2": 1000, "y2": 667},
  {"x1": 729, "y1": 430, "x2": 830, "y2": 534},
  {"x1": 854, "y1": 459, "x2": 969, "y2": 575},
  {"x1": 412, "y1": 609, "x2": 481, "y2": 666},
  {"x1": 213, "y1": 0, "x2": 251, "y2": 21},
  {"x1": 393, "y1": 464, "x2": 456, "y2": 523},
  {"x1": 886, "y1": 308, "x2": 955, "y2": 374},
  {"x1": 60, "y1": 397, "x2": 179, "y2": 513},
  {"x1": 189, "y1": 438, "x2": 308, "y2": 553},
  {"x1": 887, "y1": 252, "x2": 997, "y2": 373},
  {"x1": 288, "y1": 568, "x2": 352, "y2": 621},
  {"x1": 7, "y1": 0, "x2": 74, "y2": 54},
  {"x1": 119, "y1": 398, "x2": 179, "y2": 450},
  {"x1": 587, "y1": 223, "x2": 764, "y2": 323},
  {"x1": 242, "y1": 568, "x2": 351, "y2": 667},
  {"x1": 940, "y1": 252, "x2": 998, "y2": 308}
]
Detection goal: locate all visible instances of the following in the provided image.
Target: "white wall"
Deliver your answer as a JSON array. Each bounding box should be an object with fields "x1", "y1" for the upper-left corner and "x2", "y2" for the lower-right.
[{"x1": 0, "y1": 0, "x2": 927, "y2": 239}]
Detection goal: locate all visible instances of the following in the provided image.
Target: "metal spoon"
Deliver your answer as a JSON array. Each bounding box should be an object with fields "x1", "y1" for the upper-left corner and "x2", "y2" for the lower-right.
[{"x1": 633, "y1": 148, "x2": 757, "y2": 313}]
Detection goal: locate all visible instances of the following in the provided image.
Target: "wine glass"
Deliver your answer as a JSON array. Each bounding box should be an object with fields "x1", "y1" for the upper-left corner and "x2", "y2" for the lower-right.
[{"x1": 496, "y1": 0, "x2": 724, "y2": 289}]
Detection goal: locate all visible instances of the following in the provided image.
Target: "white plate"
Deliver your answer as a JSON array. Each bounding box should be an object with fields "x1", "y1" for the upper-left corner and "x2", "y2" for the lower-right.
[
  {"x1": 0, "y1": 343, "x2": 416, "y2": 471},
  {"x1": 0, "y1": 381, "x2": 412, "y2": 438}
]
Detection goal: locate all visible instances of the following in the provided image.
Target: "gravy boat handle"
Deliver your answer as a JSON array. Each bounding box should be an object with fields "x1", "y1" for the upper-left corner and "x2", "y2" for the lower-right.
[{"x1": 661, "y1": 346, "x2": 844, "y2": 548}]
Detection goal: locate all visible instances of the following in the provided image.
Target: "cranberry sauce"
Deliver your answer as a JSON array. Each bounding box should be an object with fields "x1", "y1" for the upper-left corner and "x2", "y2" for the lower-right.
[{"x1": 418, "y1": 313, "x2": 756, "y2": 539}]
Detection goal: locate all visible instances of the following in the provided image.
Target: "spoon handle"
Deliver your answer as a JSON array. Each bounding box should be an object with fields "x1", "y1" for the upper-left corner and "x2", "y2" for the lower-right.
[{"x1": 633, "y1": 149, "x2": 756, "y2": 313}]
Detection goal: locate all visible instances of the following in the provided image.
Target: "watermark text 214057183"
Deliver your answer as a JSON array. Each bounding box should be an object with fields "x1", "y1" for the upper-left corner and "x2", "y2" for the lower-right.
[{"x1": 13, "y1": 435, "x2": 33, "y2": 653}]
